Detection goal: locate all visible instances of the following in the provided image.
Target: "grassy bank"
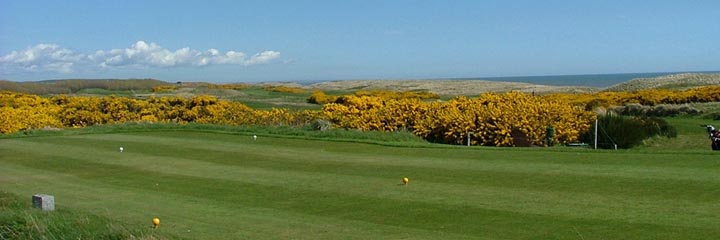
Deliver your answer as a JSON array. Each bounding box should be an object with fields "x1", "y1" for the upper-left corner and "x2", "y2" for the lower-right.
[{"x1": 0, "y1": 191, "x2": 171, "y2": 239}]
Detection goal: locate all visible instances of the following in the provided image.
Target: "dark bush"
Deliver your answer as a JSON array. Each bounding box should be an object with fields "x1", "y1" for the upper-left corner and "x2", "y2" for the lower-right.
[
  {"x1": 581, "y1": 114, "x2": 677, "y2": 149},
  {"x1": 702, "y1": 112, "x2": 720, "y2": 120},
  {"x1": 585, "y1": 98, "x2": 611, "y2": 111},
  {"x1": 611, "y1": 103, "x2": 701, "y2": 117},
  {"x1": 308, "y1": 119, "x2": 331, "y2": 131}
]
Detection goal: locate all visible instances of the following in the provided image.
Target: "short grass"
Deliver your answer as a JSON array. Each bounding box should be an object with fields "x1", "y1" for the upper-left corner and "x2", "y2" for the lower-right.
[
  {"x1": 229, "y1": 87, "x2": 320, "y2": 110},
  {"x1": 75, "y1": 88, "x2": 152, "y2": 96},
  {"x1": 636, "y1": 116, "x2": 720, "y2": 152},
  {"x1": 1, "y1": 121, "x2": 719, "y2": 239}
]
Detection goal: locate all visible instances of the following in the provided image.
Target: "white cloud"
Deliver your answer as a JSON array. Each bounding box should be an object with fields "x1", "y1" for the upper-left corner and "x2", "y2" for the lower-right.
[
  {"x1": 0, "y1": 41, "x2": 281, "y2": 73},
  {"x1": 245, "y1": 51, "x2": 281, "y2": 66},
  {"x1": 0, "y1": 44, "x2": 86, "y2": 73}
]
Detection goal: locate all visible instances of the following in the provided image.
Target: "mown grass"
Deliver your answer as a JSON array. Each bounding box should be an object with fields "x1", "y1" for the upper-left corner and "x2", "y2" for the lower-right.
[
  {"x1": 75, "y1": 88, "x2": 152, "y2": 96},
  {"x1": 229, "y1": 86, "x2": 320, "y2": 110},
  {"x1": 1, "y1": 118, "x2": 719, "y2": 239},
  {"x1": 0, "y1": 122, "x2": 428, "y2": 148},
  {"x1": 635, "y1": 117, "x2": 719, "y2": 152}
]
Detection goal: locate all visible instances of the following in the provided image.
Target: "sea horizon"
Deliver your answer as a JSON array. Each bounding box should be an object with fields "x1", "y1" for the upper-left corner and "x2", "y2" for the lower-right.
[
  {"x1": 292, "y1": 71, "x2": 720, "y2": 88},
  {"x1": 471, "y1": 71, "x2": 720, "y2": 87}
]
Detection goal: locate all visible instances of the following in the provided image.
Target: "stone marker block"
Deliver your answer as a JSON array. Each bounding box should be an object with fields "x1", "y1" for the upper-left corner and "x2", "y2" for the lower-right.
[{"x1": 32, "y1": 194, "x2": 55, "y2": 211}]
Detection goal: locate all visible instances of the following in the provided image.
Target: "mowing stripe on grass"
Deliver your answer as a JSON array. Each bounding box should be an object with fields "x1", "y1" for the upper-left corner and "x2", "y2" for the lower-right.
[
  {"x1": 72, "y1": 133, "x2": 720, "y2": 182},
  {"x1": 3, "y1": 156, "x2": 718, "y2": 239},
  {"x1": 1, "y1": 162, "x2": 480, "y2": 240},
  {"x1": 8, "y1": 136, "x2": 720, "y2": 203},
  {"x1": 2, "y1": 131, "x2": 720, "y2": 239}
]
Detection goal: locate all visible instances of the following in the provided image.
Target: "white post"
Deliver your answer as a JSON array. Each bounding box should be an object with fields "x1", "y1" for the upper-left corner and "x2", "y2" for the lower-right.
[
  {"x1": 32, "y1": 194, "x2": 55, "y2": 211},
  {"x1": 594, "y1": 119, "x2": 598, "y2": 150},
  {"x1": 467, "y1": 132, "x2": 471, "y2": 147}
]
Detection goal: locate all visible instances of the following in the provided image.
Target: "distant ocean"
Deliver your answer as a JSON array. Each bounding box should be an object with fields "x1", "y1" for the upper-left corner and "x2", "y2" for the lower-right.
[
  {"x1": 299, "y1": 71, "x2": 720, "y2": 87},
  {"x1": 469, "y1": 71, "x2": 720, "y2": 87}
]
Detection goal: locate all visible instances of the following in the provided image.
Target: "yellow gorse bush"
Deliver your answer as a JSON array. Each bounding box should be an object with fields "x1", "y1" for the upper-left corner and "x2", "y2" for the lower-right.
[
  {"x1": 1, "y1": 85, "x2": 717, "y2": 146},
  {"x1": 151, "y1": 85, "x2": 179, "y2": 93},
  {"x1": 0, "y1": 92, "x2": 315, "y2": 134},
  {"x1": 207, "y1": 83, "x2": 251, "y2": 90},
  {"x1": 323, "y1": 93, "x2": 595, "y2": 146},
  {"x1": 308, "y1": 89, "x2": 439, "y2": 105},
  {"x1": 353, "y1": 90, "x2": 440, "y2": 100},
  {"x1": 0, "y1": 91, "x2": 62, "y2": 133},
  {"x1": 307, "y1": 90, "x2": 340, "y2": 104},
  {"x1": 262, "y1": 85, "x2": 306, "y2": 94}
]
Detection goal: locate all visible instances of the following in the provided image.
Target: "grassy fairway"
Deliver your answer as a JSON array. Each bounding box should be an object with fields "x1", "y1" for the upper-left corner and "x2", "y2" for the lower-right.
[{"x1": 1, "y1": 128, "x2": 719, "y2": 239}]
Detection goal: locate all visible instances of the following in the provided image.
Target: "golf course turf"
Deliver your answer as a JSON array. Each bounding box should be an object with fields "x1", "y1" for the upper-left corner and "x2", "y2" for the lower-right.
[{"x1": 1, "y1": 127, "x2": 719, "y2": 239}]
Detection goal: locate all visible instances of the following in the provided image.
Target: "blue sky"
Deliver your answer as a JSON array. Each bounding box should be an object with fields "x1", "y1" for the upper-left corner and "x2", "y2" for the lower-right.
[{"x1": 1, "y1": 0, "x2": 718, "y2": 82}]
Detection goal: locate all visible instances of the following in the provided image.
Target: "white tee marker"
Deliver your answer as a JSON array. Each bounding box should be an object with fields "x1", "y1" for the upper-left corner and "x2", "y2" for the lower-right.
[
  {"x1": 119, "y1": 147, "x2": 124, "y2": 152},
  {"x1": 253, "y1": 135, "x2": 257, "y2": 141}
]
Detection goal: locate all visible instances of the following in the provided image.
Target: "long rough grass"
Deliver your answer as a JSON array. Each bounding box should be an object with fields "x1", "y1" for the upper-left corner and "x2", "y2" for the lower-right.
[
  {"x1": 1, "y1": 121, "x2": 719, "y2": 239},
  {"x1": 0, "y1": 191, "x2": 168, "y2": 239}
]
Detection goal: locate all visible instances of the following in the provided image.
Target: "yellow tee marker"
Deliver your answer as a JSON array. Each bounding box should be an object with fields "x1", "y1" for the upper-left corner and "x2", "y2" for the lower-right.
[
  {"x1": 402, "y1": 177, "x2": 409, "y2": 185},
  {"x1": 152, "y1": 217, "x2": 160, "y2": 228}
]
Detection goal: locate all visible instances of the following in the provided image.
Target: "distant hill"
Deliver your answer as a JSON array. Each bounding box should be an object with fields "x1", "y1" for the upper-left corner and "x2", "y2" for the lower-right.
[
  {"x1": 0, "y1": 78, "x2": 170, "y2": 95},
  {"x1": 604, "y1": 73, "x2": 720, "y2": 92},
  {"x1": 308, "y1": 79, "x2": 597, "y2": 96},
  {"x1": 3, "y1": 73, "x2": 719, "y2": 97},
  {"x1": 308, "y1": 73, "x2": 720, "y2": 96}
]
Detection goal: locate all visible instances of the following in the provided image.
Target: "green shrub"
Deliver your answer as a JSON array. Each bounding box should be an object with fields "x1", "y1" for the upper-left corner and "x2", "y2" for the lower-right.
[
  {"x1": 308, "y1": 119, "x2": 331, "y2": 131},
  {"x1": 581, "y1": 114, "x2": 677, "y2": 149},
  {"x1": 611, "y1": 103, "x2": 702, "y2": 117},
  {"x1": 701, "y1": 112, "x2": 720, "y2": 120}
]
